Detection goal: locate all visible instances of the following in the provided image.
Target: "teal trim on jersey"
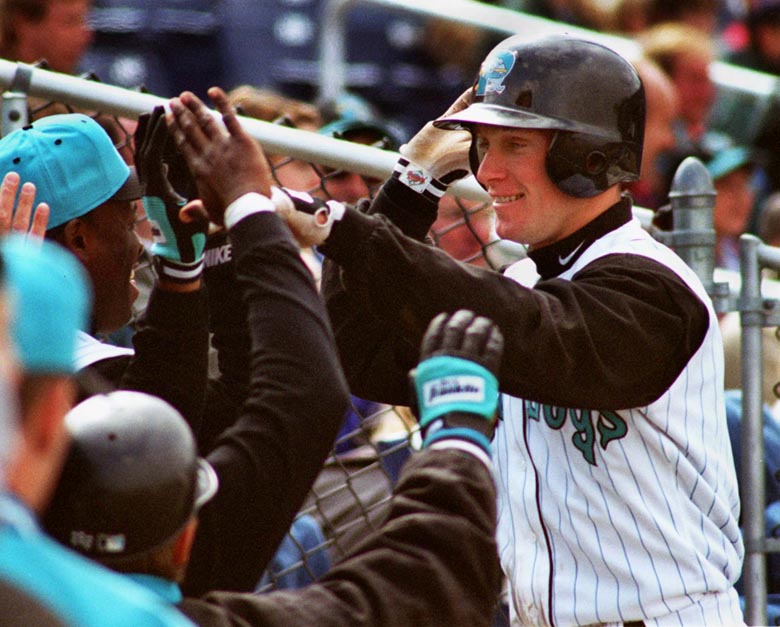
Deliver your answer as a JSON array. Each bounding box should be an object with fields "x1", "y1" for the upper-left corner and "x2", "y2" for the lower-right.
[
  {"x1": 414, "y1": 355, "x2": 499, "y2": 425},
  {"x1": 0, "y1": 495, "x2": 194, "y2": 627},
  {"x1": 423, "y1": 426, "x2": 493, "y2": 453}
]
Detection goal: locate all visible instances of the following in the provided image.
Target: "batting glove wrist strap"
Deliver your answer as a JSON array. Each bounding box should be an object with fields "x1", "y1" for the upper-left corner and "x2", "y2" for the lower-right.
[
  {"x1": 392, "y1": 157, "x2": 449, "y2": 204},
  {"x1": 153, "y1": 255, "x2": 204, "y2": 283}
]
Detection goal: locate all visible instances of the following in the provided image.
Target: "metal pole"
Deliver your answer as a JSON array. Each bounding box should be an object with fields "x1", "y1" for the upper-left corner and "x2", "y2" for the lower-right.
[
  {"x1": 740, "y1": 233, "x2": 768, "y2": 626},
  {"x1": 664, "y1": 156, "x2": 732, "y2": 312}
]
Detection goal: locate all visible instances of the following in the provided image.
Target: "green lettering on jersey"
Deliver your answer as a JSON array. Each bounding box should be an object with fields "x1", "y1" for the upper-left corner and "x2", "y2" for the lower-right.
[
  {"x1": 526, "y1": 404, "x2": 629, "y2": 466},
  {"x1": 597, "y1": 410, "x2": 627, "y2": 447},
  {"x1": 525, "y1": 400, "x2": 541, "y2": 422},
  {"x1": 570, "y1": 408, "x2": 596, "y2": 465},
  {"x1": 543, "y1": 404, "x2": 566, "y2": 429}
]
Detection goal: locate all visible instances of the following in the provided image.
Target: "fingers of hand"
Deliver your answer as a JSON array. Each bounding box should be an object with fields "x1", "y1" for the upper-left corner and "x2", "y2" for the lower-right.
[
  {"x1": 462, "y1": 315, "x2": 504, "y2": 374},
  {"x1": 28, "y1": 203, "x2": 49, "y2": 241},
  {"x1": 11, "y1": 182, "x2": 37, "y2": 231},
  {"x1": 208, "y1": 87, "x2": 243, "y2": 138},
  {"x1": 440, "y1": 309, "x2": 478, "y2": 351},
  {"x1": 168, "y1": 97, "x2": 206, "y2": 164},
  {"x1": 420, "y1": 311, "x2": 450, "y2": 358},
  {"x1": 180, "y1": 90, "x2": 225, "y2": 141},
  {"x1": 178, "y1": 199, "x2": 209, "y2": 227},
  {"x1": 0, "y1": 172, "x2": 20, "y2": 231}
]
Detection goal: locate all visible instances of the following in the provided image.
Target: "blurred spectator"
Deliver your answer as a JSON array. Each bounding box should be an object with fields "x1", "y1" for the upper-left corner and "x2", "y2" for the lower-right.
[
  {"x1": 727, "y1": 0, "x2": 780, "y2": 75},
  {"x1": 645, "y1": 0, "x2": 722, "y2": 34},
  {"x1": 227, "y1": 85, "x2": 322, "y2": 195},
  {"x1": 80, "y1": 0, "x2": 226, "y2": 100},
  {"x1": 431, "y1": 196, "x2": 493, "y2": 267},
  {"x1": 640, "y1": 22, "x2": 718, "y2": 149},
  {"x1": 602, "y1": 0, "x2": 652, "y2": 34},
  {"x1": 519, "y1": 0, "x2": 610, "y2": 29},
  {"x1": 626, "y1": 56, "x2": 680, "y2": 209},
  {"x1": 703, "y1": 136, "x2": 760, "y2": 270},
  {"x1": 759, "y1": 190, "x2": 780, "y2": 247},
  {"x1": 220, "y1": 0, "x2": 470, "y2": 137},
  {"x1": 316, "y1": 114, "x2": 402, "y2": 205},
  {"x1": 0, "y1": 0, "x2": 93, "y2": 74}
]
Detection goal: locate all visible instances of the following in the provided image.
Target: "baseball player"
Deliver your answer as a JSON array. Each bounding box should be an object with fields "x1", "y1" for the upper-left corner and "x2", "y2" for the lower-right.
[{"x1": 271, "y1": 34, "x2": 744, "y2": 626}]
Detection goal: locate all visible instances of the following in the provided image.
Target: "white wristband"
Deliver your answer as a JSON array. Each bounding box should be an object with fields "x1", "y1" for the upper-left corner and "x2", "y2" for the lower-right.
[
  {"x1": 224, "y1": 192, "x2": 275, "y2": 230},
  {"x1": 393, "y1": 157, "x2": 448, "y2": 202}
]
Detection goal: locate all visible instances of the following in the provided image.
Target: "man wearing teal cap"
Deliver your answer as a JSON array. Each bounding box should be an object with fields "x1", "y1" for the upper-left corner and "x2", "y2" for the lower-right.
[
  {"x1": 0, "y1": 234, "x2": 196, "y2": 626},
  {"x1": 0, "y1": 110, "x2": 211, "y2": 433}
]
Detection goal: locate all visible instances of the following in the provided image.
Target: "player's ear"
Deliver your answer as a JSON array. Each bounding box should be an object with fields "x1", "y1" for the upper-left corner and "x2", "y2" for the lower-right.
[{"x1": 62, "y1": 218, "x2": 89, "y2": 260}]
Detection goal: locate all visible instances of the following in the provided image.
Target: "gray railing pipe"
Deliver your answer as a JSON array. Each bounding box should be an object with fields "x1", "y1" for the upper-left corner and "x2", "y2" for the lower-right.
[{"x1": 741, "y1": 234, "x2": 768, "y2": 627}]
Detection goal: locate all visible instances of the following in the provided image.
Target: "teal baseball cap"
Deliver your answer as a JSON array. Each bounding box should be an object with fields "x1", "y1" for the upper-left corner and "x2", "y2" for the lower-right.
[
  {"x1": 0, "y1": 114, "x2": 143, "y2": 230},
  {"x1": 705, "y1": 146, "x2": 755, "y2": 181},
  {"x1": 318, "y1": 117, "x2": 403, "y2": 152},
  {"x1": 1, "y1": 234, "x2": 92, "y2": 373}
]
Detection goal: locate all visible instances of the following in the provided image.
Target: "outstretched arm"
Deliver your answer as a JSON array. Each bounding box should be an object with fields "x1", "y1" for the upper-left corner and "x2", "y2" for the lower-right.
[
  {"x1": 168, "y1": 88, "x2": 351, "y2": 595},
  {"x1": 181, "y1": 311, "x2": 503, "y2": 626}
]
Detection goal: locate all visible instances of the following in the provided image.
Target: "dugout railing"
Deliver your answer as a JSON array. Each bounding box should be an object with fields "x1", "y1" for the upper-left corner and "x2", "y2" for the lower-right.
[{"x1": 0, "y1": 60, "x2": 777, "y2": 625}]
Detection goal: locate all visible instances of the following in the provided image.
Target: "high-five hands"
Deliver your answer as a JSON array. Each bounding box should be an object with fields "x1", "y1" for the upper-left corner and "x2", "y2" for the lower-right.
[{"x1": 167, "y1": 87, "x2": 272, "y2": 227}]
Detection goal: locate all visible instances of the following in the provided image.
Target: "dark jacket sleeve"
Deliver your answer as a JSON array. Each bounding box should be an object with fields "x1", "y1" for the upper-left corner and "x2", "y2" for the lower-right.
[
  {"x1": 82, "y1": 286, "x2": 210, "y2": 435},
  {"x1": 320, "y1": 179, "x2": 709, "y2": 410},
  {"x1": 182, "y1": 212, "x2": 350, "y2": 597},
  {"x1": 178, "y1": 447, "x2": 500, "y2": 627}
]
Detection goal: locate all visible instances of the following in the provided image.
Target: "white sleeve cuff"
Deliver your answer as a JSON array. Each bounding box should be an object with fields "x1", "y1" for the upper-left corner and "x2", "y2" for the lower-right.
[{"x1": 224, "y1": 192, "x2": 276, "y2": 230}]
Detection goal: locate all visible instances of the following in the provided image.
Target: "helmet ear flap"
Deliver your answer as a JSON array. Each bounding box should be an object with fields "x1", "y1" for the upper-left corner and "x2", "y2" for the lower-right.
[{"x1": 546, "y1": 131, "x2": 641, "y2": 198}]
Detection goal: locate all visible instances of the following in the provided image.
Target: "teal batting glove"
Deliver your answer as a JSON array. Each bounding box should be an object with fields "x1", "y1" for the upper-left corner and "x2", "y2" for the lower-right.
[
  {"x1": 136, "y1": 106, "x2": 206, "y2": 283},
  {"x1": 411, "y1": 310, "x2": 504, "y2": 457}
]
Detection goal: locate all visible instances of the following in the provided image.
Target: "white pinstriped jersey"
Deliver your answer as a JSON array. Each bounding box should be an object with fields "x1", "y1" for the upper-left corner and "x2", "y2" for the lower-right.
[{"x1": 494, "y1": 217, "x2": 744, "y2": 627}]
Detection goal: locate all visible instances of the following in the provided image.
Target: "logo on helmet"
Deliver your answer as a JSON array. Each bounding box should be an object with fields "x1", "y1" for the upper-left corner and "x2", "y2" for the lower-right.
[{"x1": 476, "y1": 50, "x2": 516, "y2": 97}]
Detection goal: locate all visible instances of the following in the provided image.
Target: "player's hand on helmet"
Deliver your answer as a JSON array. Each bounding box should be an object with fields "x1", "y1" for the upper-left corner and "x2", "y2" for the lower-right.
[
  {"x1": 272, "y1": 187, "x2": 345, "y2": 248},
  {"x1": 411, "y1": 309, "x2": 504, "y2": 457},
  {"x1": 167, "y1": 87, "x2": 273, "y2": 227},
  {"x1": 135, "y1": 105, "x2": 208, "y2": 283},
  {"x1": 398, "y1": 89, "x2": 473, "y2": 188}
]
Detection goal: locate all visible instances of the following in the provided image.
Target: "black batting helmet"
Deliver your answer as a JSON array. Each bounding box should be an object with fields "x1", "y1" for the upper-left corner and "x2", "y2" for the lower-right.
[
  {"x1": 43, "y1": 391, "x2": 218, "y2": 562},
  {"x1": 435, "y1": 34, "x2": 645, "y2": 198}
]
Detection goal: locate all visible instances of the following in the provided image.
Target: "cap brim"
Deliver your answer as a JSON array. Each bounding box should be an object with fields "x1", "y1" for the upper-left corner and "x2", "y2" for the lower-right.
[
  {"x1": 111, "y1": 166, "x2": 144, "y2": 202},
  {"x1": 195, "y1": 457, "x2": 219, "y2": 509},
  {"x1": 706, "y1": 147, "x2": 754, "y2": 180}
]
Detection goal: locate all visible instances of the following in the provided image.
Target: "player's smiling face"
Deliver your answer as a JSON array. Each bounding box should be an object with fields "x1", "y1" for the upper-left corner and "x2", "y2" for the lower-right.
[{"x1": 474, "y1": 125, "x2": 581, "y2": 249}]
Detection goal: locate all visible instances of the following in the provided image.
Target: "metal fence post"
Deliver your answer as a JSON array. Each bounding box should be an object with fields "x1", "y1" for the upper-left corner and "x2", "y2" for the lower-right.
[
  {"x1": 1, "y1": 91, "x2": 28, "y2": 137},
  {"x1": 659, "y1": 155, "x2": 732, "y2": 312},
  {"x1": 740, "y1": 234, "x2": 768, "y2": 626}
]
